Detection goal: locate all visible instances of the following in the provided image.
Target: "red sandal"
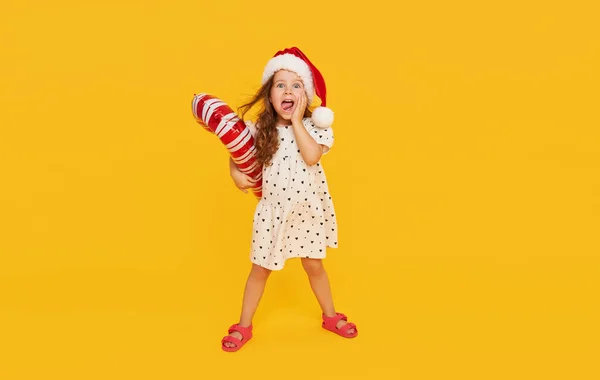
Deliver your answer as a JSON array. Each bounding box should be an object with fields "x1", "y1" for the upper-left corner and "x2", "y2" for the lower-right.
[
  {"x1": 221, "y1": 323, "x2": 253, "y2": 352},
  {"x1": 322, "y1": 312, "x2": 358, "y2": 338}
]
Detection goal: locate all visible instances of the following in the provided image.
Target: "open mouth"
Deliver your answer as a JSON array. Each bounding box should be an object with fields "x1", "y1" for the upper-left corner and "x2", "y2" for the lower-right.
[{"x1": 281, "y1": 99, "x2": 294, "y2": 112}]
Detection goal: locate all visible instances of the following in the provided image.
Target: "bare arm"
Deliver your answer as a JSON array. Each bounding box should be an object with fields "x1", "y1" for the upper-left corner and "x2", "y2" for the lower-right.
[
  {"x1": 292, "y1": 120, "x2": 326, "y2": 166},
  {"x1": 291, "y1": 91, "x2": 326, "y2": 166},
  {"x1": 229, "y1": 157, "x2": 255, "y2": 193},
  {"x1": 229, "y1": 156, "x2": 238, "y2": 173}
]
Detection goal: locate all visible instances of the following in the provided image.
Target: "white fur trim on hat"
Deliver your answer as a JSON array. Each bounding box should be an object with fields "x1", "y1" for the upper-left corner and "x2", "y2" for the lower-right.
[
  {"x1": 311, "y1": 106, "x2": 334, "y2": 128},
  {"x1": 262, "y1": 53, "x2": 315, "y2": 103}
]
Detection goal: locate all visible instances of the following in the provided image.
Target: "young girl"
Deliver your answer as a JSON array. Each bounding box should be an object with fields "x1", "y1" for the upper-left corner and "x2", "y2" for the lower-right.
[{"x1": 221, "y1": 47, "x2": 357, "y2": 352}]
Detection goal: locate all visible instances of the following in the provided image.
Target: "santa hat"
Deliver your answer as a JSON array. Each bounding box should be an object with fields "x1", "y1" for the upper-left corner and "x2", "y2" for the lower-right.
[{"x1": 262, "y1": 47, "x2": 334, "y2": 128}]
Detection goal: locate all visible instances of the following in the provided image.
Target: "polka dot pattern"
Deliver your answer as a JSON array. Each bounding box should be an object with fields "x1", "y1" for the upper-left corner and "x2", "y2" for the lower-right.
[{"x1": 247, "y1": 118, "x2": 338, "y2": 270}]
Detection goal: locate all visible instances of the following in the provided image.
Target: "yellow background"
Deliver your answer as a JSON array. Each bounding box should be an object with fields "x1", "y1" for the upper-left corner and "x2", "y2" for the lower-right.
[{"x1": 1, "y1": 0, "x2": 599, "y2": 379}]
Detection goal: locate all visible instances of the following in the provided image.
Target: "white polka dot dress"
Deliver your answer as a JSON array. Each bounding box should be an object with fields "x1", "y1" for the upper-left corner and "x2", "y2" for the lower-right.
[{"x1": 245, "y1": 118, "x2": 338, "y2": 270}]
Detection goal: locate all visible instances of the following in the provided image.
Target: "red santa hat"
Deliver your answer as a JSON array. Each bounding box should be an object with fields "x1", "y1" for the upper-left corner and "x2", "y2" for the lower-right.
[{"x1": 262, "y1": 47, "x2": 334, "y2": 128}]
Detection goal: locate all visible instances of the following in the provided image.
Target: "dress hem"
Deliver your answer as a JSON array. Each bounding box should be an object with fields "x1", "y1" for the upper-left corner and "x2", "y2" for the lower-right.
[{"x1": 250, "y1": 245, "x2": 338, "y2": 271}]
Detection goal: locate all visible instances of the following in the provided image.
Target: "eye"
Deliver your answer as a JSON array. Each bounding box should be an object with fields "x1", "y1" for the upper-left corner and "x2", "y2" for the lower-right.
[
  {"x1": 294, "y1": 83, "x2": 301, "y2": 88},
  {"x1": 277, "y1": 83, "x2": 284, "y2": 88}
]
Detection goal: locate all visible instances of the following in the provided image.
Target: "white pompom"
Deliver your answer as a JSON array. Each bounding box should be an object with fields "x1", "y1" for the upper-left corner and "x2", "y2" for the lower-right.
[{"x1": 311, "y1": 106, "x2": 334, "y2": 128}]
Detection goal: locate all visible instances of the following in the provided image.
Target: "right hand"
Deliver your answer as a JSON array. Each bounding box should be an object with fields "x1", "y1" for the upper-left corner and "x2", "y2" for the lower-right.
[
  {"x1": 230, "y1": 168, "x2": 256, "y2": 194},
  {"x1": 291, "y1": 90, "x2": 307, "y2": 125}
]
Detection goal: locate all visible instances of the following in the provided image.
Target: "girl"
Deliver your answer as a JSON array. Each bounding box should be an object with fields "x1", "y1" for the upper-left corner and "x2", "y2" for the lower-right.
[{"x1": 221, "y1": 47, "x2": 357, "y2": 352}]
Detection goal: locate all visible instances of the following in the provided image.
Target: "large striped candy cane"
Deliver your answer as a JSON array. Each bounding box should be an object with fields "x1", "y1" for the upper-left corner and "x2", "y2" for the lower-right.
[{"x1": 192, "y1": 93, "x2": 262, "y2": 199}]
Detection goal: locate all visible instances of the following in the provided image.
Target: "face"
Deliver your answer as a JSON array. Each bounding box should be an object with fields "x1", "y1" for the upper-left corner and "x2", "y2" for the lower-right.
[{"x1": 269, "y1": 70, "x2": 306, "y2": 124}]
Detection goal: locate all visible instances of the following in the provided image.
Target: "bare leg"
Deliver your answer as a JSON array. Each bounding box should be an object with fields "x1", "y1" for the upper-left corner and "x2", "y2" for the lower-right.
[
  {"x1": 223, "y1": 263, "x2": 271, "y2": 348},
  {"x1": 301, "y1": 258, "x2": 355, "y2": 334}
]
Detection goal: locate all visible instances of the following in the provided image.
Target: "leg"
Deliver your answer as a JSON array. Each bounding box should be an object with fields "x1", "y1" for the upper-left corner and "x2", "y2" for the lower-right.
[
  {"x1": 223, "y1": 263, "x2": 271, "y2": 349},
  {"x1": 301, "y1": 258, "x2": 355, "y2": 335}
]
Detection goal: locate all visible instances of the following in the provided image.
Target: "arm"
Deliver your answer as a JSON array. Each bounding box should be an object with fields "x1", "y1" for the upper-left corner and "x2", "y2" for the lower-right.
[
  {"x1": 229, "y1": 156, "x2": 239, "y2": 173},
  {"x1": 229, "y1": 157, "x2": 254, "y2": 193},
  {"x1": 291, "y1": 91, "x2": 326, "y2": 166},
  {"x1": 292, "y1": 120, "x2": 326, "y2": 166}
]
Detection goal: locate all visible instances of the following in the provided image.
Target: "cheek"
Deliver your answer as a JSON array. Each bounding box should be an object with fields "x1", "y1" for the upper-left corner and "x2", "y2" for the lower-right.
[
  {"x1": 270, "y1": 95, "x2": 281, "y2": 109},
  {"x1": 271, "y1": 88, "x2": 283, "y2": 100}
]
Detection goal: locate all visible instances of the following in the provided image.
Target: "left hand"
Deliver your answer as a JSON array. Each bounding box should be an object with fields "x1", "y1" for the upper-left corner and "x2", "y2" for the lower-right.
[{"x1": 292, "y1": 91, "x2": 307, "y2": 125}]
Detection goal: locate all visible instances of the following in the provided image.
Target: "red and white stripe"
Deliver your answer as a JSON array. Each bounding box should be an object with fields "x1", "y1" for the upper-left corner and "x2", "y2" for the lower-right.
[{"x1": 192, "y1": 93, "x2": 263, "y2": 199}]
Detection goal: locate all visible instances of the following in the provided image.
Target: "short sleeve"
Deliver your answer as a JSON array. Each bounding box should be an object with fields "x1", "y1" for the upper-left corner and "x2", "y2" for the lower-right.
[
  {"x1": 244, "y1": 120, "x2": 257, "y2": 138},
  {"x1": 303, "y1": 118, "x2": 334, "y2": 155}
]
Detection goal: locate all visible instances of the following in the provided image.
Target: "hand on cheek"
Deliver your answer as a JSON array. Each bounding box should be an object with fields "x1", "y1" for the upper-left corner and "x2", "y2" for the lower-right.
[{"x1": 292, "y1": 91, "x2": 307, "y2": 124}]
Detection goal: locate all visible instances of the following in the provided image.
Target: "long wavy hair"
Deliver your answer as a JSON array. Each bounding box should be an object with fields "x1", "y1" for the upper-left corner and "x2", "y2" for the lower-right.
[{"x1": 238, "y1": 75, "x2": 312, "y2": 168}]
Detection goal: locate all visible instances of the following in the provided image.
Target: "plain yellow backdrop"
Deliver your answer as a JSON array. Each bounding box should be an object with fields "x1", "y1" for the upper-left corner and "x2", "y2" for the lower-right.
[{"x1": 1, "y1": 0, "x2": 599, "y2": 379}]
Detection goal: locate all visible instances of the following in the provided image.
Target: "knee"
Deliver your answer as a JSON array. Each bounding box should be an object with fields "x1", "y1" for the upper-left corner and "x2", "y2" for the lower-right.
[
  {"x1": 250, "y1": 264, "x2": 271, "y2": 281},
  {"x1": 301, "y1": 258, "x2": 325, "y2": 277}
]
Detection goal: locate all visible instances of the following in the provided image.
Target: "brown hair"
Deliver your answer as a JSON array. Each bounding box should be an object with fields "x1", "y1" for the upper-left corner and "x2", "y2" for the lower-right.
[{"x1": 238, "y1": 75, "x2": 312, "y2": 168}]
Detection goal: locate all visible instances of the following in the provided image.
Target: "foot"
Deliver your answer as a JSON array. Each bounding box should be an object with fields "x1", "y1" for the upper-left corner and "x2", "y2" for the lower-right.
[
  {"x1": 221, "y1": 323, "x2": 253, "y2": 352},
  {"x1": 223, "y1": 330, "x2": 243, "y2": 349},
  {"x1": 322, "y1": 312, "x2": 358, "y2": 338},
  {"x1": 334, "y1": 317, "x2": 356, "y2": 335}
]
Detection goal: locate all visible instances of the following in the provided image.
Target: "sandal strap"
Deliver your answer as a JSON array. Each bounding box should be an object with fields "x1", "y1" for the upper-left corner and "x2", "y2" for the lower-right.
[
  {"x1": 322, "y1": 312, "x2": 349, "y2": 330},
  {"x1": 338, "y1": 322, "x2": 357, "y2": 334},
  {"x1": 221, "y1": 335, "x2": 242, "y2": 346},
  {"x1": 227, "y1": 324, "x2": 252, "y2": 338},
  {"x1": 323, "y1": 312, "x2": 347, "y2": 323}
]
